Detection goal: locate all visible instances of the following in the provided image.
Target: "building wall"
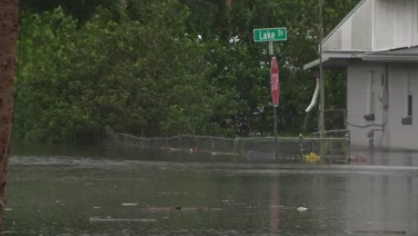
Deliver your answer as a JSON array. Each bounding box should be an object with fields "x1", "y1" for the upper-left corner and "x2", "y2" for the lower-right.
[
  {"x1": 347, "y1": 61, "x2": 418, "y2": 149},
  {"x1": 347, "y1": 61, "x2": 385, "y2": 147},
  {"x1": 386, "y1": 64, "x2": 418, "y2": 149},
  {"x1": 322, "y1": 0, "x2": 373, "y2": 51},
  {"x1": 373, "y1": 0, "x2": 418, "y2": 50}
]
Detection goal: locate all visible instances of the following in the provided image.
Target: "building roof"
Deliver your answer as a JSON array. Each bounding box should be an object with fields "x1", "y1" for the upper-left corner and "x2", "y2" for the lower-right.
[
  {"x1": 321, "y1": 0, "x2": 368, "y2": 48},
  {"x1": 303, "y1": 47, "x2": 418, "y2": 70},
  {"x1": 362, "y1": 46, "x2": 418, "y2": 61},
  {"x1": 304, "y1": 0, "x2": 418, "y2": 70}
]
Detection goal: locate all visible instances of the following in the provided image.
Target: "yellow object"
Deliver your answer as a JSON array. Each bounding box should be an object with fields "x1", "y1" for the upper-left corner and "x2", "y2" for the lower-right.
[{"x1": 303, "y1": 152, "x2": 321, "y2": 163}]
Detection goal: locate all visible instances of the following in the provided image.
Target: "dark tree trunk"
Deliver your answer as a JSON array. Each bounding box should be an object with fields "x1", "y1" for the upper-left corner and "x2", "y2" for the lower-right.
[
  {"x1": 0, "y1": 0, "x2": 18, "y2": 233},
  {"x1": 225, "y1": 0, "x2": 231, "y2": 9}
]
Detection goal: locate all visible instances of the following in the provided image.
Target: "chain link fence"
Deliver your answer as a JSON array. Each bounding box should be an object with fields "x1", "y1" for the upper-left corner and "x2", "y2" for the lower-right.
[{"x1": 105, "y1": 127, "x2": 350, "y2": 159}]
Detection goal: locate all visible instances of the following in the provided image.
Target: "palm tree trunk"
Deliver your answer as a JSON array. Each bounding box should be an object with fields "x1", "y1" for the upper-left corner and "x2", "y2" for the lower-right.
[{"x1": 0, "y1": 0, "x2": 19, "y2": 233}]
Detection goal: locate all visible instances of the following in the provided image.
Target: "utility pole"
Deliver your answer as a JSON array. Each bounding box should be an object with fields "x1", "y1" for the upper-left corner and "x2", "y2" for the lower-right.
[
  {"x1": 319, "y1": 0, "x2": 325, "y2": 138},
  {"x1": 318, "y1": 0, "x2": 326, "y2": 158}
]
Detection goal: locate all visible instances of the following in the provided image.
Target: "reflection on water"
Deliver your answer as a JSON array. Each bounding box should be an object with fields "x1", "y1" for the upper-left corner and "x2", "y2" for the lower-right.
[
  {"x1": 353, "y1": 149, "x2": 418, "y2": 167},
  {"x1": 5, "y1": 144, "x2": 418, "y2": 235},
  {"x1": 269, "y1": 177, "x2": 279, "y2": 236}
]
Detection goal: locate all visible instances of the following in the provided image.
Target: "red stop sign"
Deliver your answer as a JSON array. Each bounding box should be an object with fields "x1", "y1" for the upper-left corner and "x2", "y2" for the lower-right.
[{"x1": 270, "y1": 57, "x2": 279, "y2": 107}]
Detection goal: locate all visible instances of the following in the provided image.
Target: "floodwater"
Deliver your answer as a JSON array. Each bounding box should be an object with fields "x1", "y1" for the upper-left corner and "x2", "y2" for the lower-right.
[{"x1": 5, "y1": 144, "x2": 418, "y2": 236}]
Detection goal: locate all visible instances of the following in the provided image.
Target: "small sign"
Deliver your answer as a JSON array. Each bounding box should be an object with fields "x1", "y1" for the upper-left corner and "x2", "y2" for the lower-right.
[{"x1": 253, "y1": 28, "x2": 287, "y2": 42}]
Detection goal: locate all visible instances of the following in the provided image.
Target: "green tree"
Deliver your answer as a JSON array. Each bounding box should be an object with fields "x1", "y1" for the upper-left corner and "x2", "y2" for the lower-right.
[
  {"x1": 14, "y1": 0, "x2": 362, "y2": 143},
  {"x1": 186, "y1": 0, "x2": 360, "y2": 135},
  {"x1": 20, "y1": 0, "x2": 120, "y2": 23},
  {"x1": 15, "y1": 2, "x2": 225, "y2": 143}
]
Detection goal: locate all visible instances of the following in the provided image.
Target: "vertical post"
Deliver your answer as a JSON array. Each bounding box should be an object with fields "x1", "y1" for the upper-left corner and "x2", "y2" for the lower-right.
[
  {"x1": 273, "y1": 106, "x2": 278, "y2": 160},
  {"x1": 299, "y1": 133, "x2": 304, "y2": 157},
  {"x1": 269, "y1": 41, "x2": 278, "y2": 160},
  {"x1": 269, "y1": 41, "x2": 274, "y2": 56},
  {"x1": 319, "y1": 0, "x2": 324, "y2": 135},
  {"x1": 319, "y1": 0, "x2": 325, "y2": 157}
]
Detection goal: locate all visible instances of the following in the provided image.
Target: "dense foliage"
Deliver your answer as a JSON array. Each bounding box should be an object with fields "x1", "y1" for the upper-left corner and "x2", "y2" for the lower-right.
[{"x1": 14, "y1": 0, "x2": 360, "y2": 143}]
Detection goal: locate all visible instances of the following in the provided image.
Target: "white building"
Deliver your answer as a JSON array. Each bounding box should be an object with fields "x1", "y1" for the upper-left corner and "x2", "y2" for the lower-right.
[{"x1": 304, "y1": 0, "x2": 418, "y2": 150}]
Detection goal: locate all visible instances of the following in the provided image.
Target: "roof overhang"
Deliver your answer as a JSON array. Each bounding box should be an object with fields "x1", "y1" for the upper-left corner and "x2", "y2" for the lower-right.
[
  {"x1": 304, "y1": 50, "x2": 418, "y2": 70},
  {"x1": 362, "y1": 47, "x2": 418, "y2": 61},
  {"x1": 303, "y1": 51, "x2": 366, "y2": 70},
  {"x1": 361, "y1": 55, "x2": 418, "y2": 62},
  {"x1": 303, "y1": 57, "x2": 353, "y2": 71}
]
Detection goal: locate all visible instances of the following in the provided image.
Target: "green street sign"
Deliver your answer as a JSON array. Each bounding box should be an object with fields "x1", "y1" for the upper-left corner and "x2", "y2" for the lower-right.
[{"x1": 253, "y1": 27, "x2": 287, "y2": 42}]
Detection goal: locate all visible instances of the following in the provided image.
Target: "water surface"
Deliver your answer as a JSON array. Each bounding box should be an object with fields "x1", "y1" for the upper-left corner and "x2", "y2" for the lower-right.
[{"x1": 5, "y1": 144, "x2": 418, "y2": 235}]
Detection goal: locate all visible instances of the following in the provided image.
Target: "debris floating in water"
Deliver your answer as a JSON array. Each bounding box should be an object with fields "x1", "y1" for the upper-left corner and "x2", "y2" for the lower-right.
[
  {"x1": 353, "y1": 230, "x2": 406, "y2": 235},
  {"x1": 122, "y1": 203, "x2": 138, "y2": 206},
  {"x1": 89, "y1": 217, "x2": 156, "y2": 222},
  {"x1": 211, "y1": 151, "x2": 239, "y2": 156},
  {"x1": 144, "y1": 206, "x2": 223, "y2": 211},
  {"x1": 5, "y1": 208, "x2": 12, "y2": 211},
  {"x1": 303, "y1": 152, "x2": 320, "y2": 163},
  {"x1": 220, "y1": 200, "x2": 234, "y2": 203},
  {"x1": 93, "y1": 206, "x2": 101, "y2": 209},
  {"x1": 297, "y1": 207, "x2": 308, "y2": 212}
]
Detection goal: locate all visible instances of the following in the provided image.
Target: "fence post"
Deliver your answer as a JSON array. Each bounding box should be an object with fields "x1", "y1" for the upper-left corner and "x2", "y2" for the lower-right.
[
  {"x1": 310, "y1": 140, "x2": 314, "y2": 153},
  {"x1": 346, "y1": 131, "x2": 351, "y2": 158},
  {"x1": 330, "y1": 137, "x2": 334, "y2": 157},
  {"x1": 299, "y1": 133, "x2": 304, "y2": 158}
]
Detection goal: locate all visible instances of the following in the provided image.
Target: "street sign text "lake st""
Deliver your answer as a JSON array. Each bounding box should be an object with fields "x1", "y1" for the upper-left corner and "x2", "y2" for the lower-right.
[{"x1": 253, "y1": 28, "x2": 287, "y2": 42}]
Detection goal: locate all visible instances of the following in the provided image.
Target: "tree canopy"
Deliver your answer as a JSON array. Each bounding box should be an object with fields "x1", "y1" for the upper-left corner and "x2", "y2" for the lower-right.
[{"x1": 14, "y1": 0, "x2": 360, "y2": 143}]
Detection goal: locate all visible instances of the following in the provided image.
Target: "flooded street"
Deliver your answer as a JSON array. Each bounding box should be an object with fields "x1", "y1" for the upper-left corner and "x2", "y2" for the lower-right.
[{"x1": 4, "y1": 145, "x2": 418, "y2": 235}]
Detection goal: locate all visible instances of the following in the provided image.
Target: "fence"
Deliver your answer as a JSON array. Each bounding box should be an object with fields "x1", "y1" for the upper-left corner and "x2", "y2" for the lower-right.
[
  {"x1": 105, "y1": 127, "x2": 350, "y2": 159},
  {"x1": 323, "y1": 109, "x2": 347, "y2": 130},
  {"x1": 312, "y1": 129, "x2": 350, "y2": 138}
]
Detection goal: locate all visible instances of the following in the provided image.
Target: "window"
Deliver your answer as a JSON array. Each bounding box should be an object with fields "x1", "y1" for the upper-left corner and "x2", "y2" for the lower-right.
[
  {"x1": 407, "y1": 74, "x2": 413, "y2": 117},
  {"x1": 364, "y1": 71, "x2": 376, "y2": 121},
  {"x1": 381, "y1": 73, "x2": 384, "y2": 86},
  {"x1": 408, "y1": 95, "x2": 413, "y2": 116},
  {"x1": 402, "y1": 73, "x2": 413, "y2": 125}
]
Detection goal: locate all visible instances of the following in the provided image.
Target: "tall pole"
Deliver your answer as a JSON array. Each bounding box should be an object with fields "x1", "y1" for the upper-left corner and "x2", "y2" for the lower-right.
[
  {"x1": 318, "y1": 0, "x2": 327, "y2": 159},
  {"x1": 269, "y1": 41, "x2": 278, "y2": 160},
  {"x1": 319, "y1": 0, "x2": 325, "y2": 138}
]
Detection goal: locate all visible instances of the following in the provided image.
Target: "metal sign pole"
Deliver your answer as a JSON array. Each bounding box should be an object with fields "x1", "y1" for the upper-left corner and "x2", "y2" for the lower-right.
[
  {"x1": 253, "y1": 27, "x2": 287, "y2": 161},
  {"x1": 269, "y1": 41, "x2": 278, "y2": 160}
]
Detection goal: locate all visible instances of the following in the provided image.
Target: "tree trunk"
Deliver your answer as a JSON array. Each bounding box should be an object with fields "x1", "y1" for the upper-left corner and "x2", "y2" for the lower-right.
[
  {"x1": 0, "y1": 0, "x2": 19, "y2": 233},
  {"x1": 225, "y1": 0, "x2": 232, "y2": 9}
]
